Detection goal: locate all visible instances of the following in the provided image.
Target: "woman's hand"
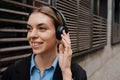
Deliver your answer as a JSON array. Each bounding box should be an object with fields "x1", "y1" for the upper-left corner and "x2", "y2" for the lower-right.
[{"x1": 58, "y1": 30, "x2": 72, "y2": 80}]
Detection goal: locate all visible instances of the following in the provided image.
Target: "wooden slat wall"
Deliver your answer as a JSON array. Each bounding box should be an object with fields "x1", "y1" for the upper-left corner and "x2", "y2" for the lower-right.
[
  {"x1": 0, "y1": 0, "x2": 108, "y2": 75},
  {"x1": 78, "y1": 0, "x2": 92, "y2": 51},
  {"x1": 56, "y1": 0, "x2": 92, "y2": 53},
  {"x1": 0, "y1": 0, "x2": 34, "y2": 74},
  {"x1": 56, "y1": 0, "x2": 79, "y2": 53},
  {"x1": 56, "y1": 0, "x2": 107, "y2": 54},
  {"x1": 92, "y1": 15, "x2": 107, "y2": 47},
  {"x1": 0, "y1": 0, "x2": 51, "y2": 75}
]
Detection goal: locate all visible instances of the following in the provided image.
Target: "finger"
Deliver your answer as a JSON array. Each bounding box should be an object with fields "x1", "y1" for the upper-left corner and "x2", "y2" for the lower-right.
[
  {"x1": 62, "y1": 30, "x2": 68, "y2": 37},
  {"x1": 62, "y1": 30, "x2": 71, "y2": 41},
  {"x1": 62, "y1": 36, "x2": 72, "y2": 55},
  {"x1": 62, "y1": 30, "x2": 70, "y2": 37},
  {"x1": 62, "y1": 30, "x2": 66, "y2": 35},
  {"x1": 61, "y1": 34, "x2": 71, "y2": 46},
  {"x1": 62, "y1": 38, "x2": 70, "y2": 53}
]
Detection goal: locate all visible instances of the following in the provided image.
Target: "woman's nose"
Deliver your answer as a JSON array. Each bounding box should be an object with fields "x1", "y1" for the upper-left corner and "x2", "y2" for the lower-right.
[{"x1": 30, "y1": 29, "x2": 39, "y2": 38}]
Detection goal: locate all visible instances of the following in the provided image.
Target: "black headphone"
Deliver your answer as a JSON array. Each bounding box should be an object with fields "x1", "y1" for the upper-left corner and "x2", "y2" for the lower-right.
[{"x1": 50, "y1": 7, "x2": 68, "y2": 40}]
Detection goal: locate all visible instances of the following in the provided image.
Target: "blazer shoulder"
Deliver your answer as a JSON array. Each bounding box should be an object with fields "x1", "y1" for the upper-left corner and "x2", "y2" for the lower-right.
[
  {"x1": 71, "y1": 62, "x2": 87, "y2": 80},
  {"x1": 1, "y1": 55, "x2": 31, "y2": 80},
  {"x1": 71, "y1": 62, "x2": 86, "y2": 72}
]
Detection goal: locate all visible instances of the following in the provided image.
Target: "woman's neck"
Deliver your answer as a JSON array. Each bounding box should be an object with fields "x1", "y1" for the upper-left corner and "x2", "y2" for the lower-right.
[{"x1": 34, "y1": 50, "x2": 57, "y2": 72}]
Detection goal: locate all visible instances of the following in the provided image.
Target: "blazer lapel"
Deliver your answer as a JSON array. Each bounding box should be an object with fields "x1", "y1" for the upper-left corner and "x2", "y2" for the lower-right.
[
  {"x1": 53, "y1": 63, "x2": 63, "y2": 80},
  {"x1": 14, "y1": 56, "x2": 31, "y2": 80}
]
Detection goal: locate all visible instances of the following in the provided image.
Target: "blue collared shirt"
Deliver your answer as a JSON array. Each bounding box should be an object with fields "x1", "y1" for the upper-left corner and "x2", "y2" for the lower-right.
[{"x1": 30, "y1": 54, "x2": 58, "y2": 80}]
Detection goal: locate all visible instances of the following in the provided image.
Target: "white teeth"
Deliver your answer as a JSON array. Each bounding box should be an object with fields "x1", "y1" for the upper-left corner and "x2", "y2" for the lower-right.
[{"x1": 32, "y1": 43, "x2": 39, "y2": 46}]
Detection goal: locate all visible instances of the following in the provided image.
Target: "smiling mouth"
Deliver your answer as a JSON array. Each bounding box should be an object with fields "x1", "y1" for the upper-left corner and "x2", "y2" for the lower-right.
[{"x1": 31, "y1": 42, "x2": 43, "y2": 49}]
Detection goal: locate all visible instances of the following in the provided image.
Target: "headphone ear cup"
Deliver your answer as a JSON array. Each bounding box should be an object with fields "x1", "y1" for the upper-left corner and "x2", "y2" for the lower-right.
[{"x1": 56, "y1": 26, "x2": 68, "y2": 40}]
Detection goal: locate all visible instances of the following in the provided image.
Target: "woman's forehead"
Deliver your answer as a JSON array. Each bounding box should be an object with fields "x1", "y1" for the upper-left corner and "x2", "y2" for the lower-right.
[
  {"x1": 27, "y1": 12, "x2": 55, "y2": 29},
  {"x1": 28, "y1": 12, "x2": 53, "y2": 25}
]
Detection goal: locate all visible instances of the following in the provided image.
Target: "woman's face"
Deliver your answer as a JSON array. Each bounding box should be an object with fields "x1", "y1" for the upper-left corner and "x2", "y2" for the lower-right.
[{"x1": 27, "y1": 12, "x2": 58, "y2": 55}]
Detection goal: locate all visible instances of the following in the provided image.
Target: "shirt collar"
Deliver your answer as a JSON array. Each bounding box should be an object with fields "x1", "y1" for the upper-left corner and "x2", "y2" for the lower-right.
[
  {"x1": 30, "y1": 54, "x2": 36, "y2": 75},
  {"x1": 30, "y1": 53, "x2": 58, "y2": 75}
]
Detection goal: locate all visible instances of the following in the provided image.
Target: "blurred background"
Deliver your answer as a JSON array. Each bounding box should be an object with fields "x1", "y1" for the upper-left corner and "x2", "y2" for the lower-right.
[{"x1": 0, "y1": 0, "x2": 120, "y2": 80}]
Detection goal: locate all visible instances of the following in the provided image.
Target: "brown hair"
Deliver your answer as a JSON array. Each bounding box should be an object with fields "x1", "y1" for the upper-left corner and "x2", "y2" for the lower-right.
[{"x1": 28, "y1": 5, "x2": 63, "y2": 30}]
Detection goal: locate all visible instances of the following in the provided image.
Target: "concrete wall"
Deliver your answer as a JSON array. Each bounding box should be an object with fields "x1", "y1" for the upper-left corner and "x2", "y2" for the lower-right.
[
  {"x1": 73, "y1": 0, "x2": 120, "y2": 79},
  {"x1": 73, "y1": 43, "x2": 120, "y2": 79}
]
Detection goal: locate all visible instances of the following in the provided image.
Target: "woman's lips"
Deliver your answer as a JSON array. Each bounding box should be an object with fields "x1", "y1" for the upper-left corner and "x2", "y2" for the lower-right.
[{"x1": 31, "y1": 42, "x2": 43, "y2": 49}]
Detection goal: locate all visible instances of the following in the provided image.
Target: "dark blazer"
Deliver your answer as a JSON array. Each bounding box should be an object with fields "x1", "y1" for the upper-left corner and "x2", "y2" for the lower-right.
[{"x1": 2, "y1": 55, "x2": 87, "y2": 80}]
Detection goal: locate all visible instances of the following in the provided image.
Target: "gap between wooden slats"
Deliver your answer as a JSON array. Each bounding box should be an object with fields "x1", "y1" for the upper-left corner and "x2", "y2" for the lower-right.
[
  {"x1": 93, "y1": 34, "x2": 106, "y2": 38},
  {"x1": 79, "y1": 0, "x2": 90, "y2": 8},
  {"x1": 56, "y1": 0, "x2": 77, "y2": 10},
  {"x1": 0, "y1": 54, "x2": 31, "y2": 62},
  {"x1": 61, "y1": 11, "x2": 78, "y2": 17},
  {"x1": 93, "y1": 42, "x2": 106, "y2": 47},
  {"x1": 93, "y1": 15, "x2": 107, "y2": 21},
  {"x1": 79, "y1": 27, "x2": 91, "y2": 30},
  {"x1": 93, "y1": 22, "x2": 107, "y2": 26},
  {"x1": 0, "y1": 46, "x2": 31, "y2": 53},
  {"x1": 93, "y1": 32, "x2": 106, "y2": 34},
  {"x1": 92, "y1": 40, "x2": 107, "y2": 44},
  {"x1": 94, "y1": 43, "x2": 106, "y2": 47},
  {"x1": 0, "y1": 8, "x2": 29, "y2": 16},
  {"x1": 56, "y1": 6, "x2": 77, "y2": 12},
  {"x1": 0, "y1": 67, "x2": 8, "y2": 73},
  {"x1": 78, "y1": 15, "x2": 91, "y2": 20},
  {"x1": 35, "y1": 0, "x2": 49, "y2": 6},
  {"x1": 93, "y1": 38, "x2": 106, "y2": 41},
  {"x1": 0, "y1": 38, "x2": 27, "y2": 42},
  {"x1": 0, "y1": 18, "x2": 27, "y2": 24},
  {"x1": 0, "y1": 29, "x2": 27, "y2": 32},
  {"x1": 93, "y1": 25, "x2": 107, "y2": 28},
  {"x1": 66, "y1": 18, "x2": 78, "y2": 23},
  {"x1": 93, "y1": 35, "x2": 107, "y2": 37},
  {"x1": 78, "y1": 18, "x2": 91, "y2": 23},
  {"x1": 93, "y1": 29, "x2": 106, "y2": 31},
  {"x1": 79, "y1": 4, "x2": 90, "y2": 12},
  {"x1": 59, "y1": 0, "x2": 77, "y2": 6},
  {"x1": 93, "y1": 22, "x2": 106, "y2": 26},
  {"x1": 78, "y1": 20, "x2": 91, "y2": 24},
  {"x1": 1, "y1": 0, "x2": 36, "y2": 9},
  {"x1": 56, "y1": 4, "x2": 77, "y2": 13}
]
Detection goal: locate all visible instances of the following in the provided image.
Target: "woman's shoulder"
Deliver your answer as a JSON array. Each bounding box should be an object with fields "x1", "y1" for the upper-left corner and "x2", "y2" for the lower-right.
[
  {"x1": 71, "y1": 62, "x2": 87, "y2": 80},
  {"x1": 71, "y1": 62, "x2": 86, "y2": 72},
  {"x1": 2, "y1": 55, "x2": 31, "y2": 80}
]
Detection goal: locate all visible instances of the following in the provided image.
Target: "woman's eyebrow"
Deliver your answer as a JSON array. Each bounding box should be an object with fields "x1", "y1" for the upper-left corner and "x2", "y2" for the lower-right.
[
  {"x1": 26, "y1": 24, "x2": 32, "y2": 27},
  {"x1": 37, "y1": 23, "x2": 45, "y2": 27},
  {"x1": 26, "y1": 23, "x2": 46, "y2": 28}
]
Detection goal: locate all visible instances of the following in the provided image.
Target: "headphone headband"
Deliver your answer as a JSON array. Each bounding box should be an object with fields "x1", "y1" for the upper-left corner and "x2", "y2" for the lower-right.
[{"x1": 50, "y1": 6, "x2": 68, "y2": 40}]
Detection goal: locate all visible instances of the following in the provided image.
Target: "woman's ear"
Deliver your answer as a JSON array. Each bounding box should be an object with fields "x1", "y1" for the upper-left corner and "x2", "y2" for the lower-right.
[
  {"x1": 57, "y1": 40, "x2": 61, "y2": 52},
  {"x1": 57, "y1": 40, "x2": 65, "y2": 53},
  {"x1": 58, "y1": 43, "x2": 65, "y2": 54}
]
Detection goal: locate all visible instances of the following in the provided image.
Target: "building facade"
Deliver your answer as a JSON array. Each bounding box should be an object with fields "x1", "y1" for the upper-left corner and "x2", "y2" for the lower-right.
[{"x1": 0, "y1": 0, "x2": 120, "y2": 79}]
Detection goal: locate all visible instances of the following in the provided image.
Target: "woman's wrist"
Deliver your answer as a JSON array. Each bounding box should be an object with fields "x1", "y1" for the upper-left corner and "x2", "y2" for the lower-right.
[{"x1": 62, "y1": 69, "x2": 72, "y2": 80}]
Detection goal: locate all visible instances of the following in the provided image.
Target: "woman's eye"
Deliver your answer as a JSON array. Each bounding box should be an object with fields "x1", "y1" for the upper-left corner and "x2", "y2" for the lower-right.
[
  {"x1": 39, "y1": 27, "x2": 47, "y2": 31},
  {"x1": 27, "y1": 27, "x2": 32, "y2": 31}
]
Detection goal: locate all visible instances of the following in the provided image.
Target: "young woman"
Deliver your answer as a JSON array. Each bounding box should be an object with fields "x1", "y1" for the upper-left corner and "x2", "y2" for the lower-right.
[{"x1": 2, "y1": 5, "x2": 87, "y2": 80}]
